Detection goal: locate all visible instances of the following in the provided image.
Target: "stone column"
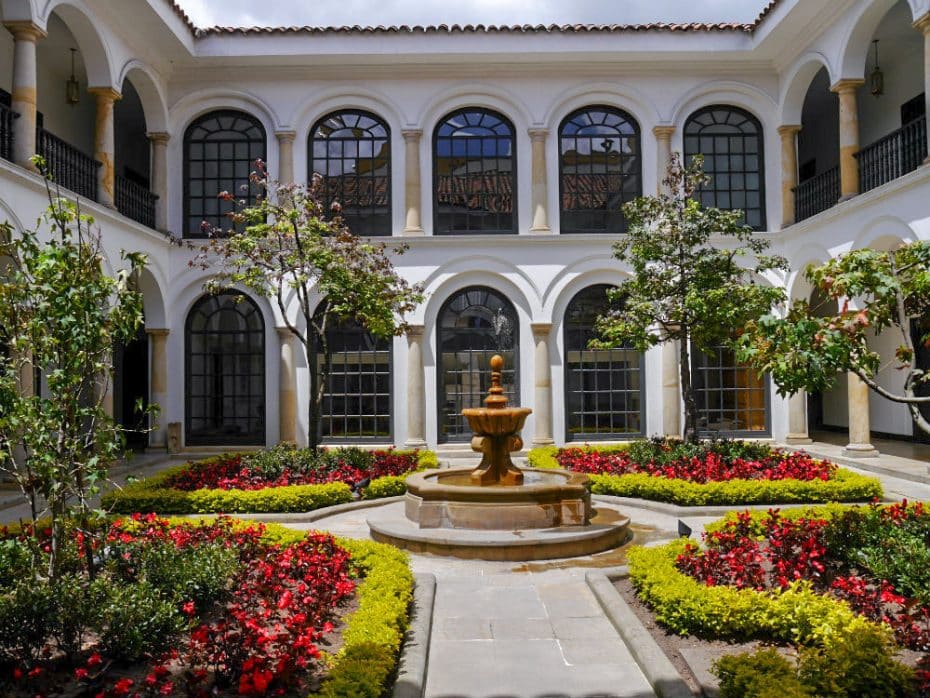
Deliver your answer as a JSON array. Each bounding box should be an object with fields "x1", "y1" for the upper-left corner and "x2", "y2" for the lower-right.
[
  {"x1": 777, "y1": 125, "x2": 802, "y2": 228},
  {"x1": 275, "y1": 130, "x2": 296, "y2": 184},
  {"x1": 88, "y1": 87, "x2": 121, "y2": 207},
  {"x1": 4, "y1": 21, "x2": 45, "y2": 169},
  {"x1": 831, "y1": 79, "x2": 864, "y2": 200},
  {"x1": 147, "y1": 132, "x2": 169, "y2": 231},
  {"x1": 531, "y1": 323, "x2": 554, "y2": 446},
  {"x1": 277, "y1": 328, "x2": 297, "y2": 444},
  {"x1": 653, "y1": 125, "x2": 675, "y2": 194},
  {"x1": 662, "y1": 339, "x2": 681, "y2": 437},
  {"x1": 914, "y1": 12, "x2": 930, "y2": 163},
  {"x1": 785, "y1": 390, "x2": 812, "y2": 444},
  {"x1": 402, "y1": 129, "x2": 424, "y2": 235},
  {"x1": 146, "y1": 328, "x2": 169, "y2": 448},
  {"x1": 404, "y1": 325, "x2": 427, "y2": 448},
  {"x1": 844, "y1": 372, "x2": 878, "y2": 457},
  {"x1": 528, "y1": 128, "x2": 550, "y2": 233}
]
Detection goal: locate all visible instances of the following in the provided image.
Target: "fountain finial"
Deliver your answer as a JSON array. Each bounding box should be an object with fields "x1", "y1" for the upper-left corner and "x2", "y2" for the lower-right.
[{"x1": 485, "y1": 354, "x2": 508, "y2": 410}]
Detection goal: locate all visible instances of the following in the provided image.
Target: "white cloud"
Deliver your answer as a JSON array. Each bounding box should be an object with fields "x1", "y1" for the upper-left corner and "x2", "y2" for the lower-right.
[{"x1": 177, "y1": 0, "x2": 769, "y2": 28}]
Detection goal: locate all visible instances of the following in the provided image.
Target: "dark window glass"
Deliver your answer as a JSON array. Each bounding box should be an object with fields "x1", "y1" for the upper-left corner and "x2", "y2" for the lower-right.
[
  {"x1": 437, "y1": 287, "x2": 518, "y2": 441},
  {"x1": 559, "y1": 106, "x2": 641, "y2": 233},
  {"x1": 310, "y1": 110, "x2": 391, "y2": 236},
  {"x1": 564, "y1": 285, "x2": 643, "y2": 440},
  {"x1": 184, "y1": 110, "x2": 266, "y2": 237},
  {"x1": 691, "y1": 343, "x2": 768, "y2": 436},
  {"x1": 684, "y1": 106, "x2": 766, "y2": 230},
  {"x1": 433, "y1": 109, "x2": 516, "y2": 234},
  {"x1": 186, "y1": 292, "x2": 265, "y2": 445},
  {"x1": 316, "y1": 311, "x2": 392, "y2": 441}
]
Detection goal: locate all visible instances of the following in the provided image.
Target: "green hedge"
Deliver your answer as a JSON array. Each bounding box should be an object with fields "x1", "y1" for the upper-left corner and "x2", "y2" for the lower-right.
[
  {"x1": 626, "y1": 537, "x2": 884, "y2": 648},
  {"x1": 103, "y1": 449, "x2": 437, "y2": 514},
  {"x1": 526, "y1": 447, "x2": 882, "y2": 506}
]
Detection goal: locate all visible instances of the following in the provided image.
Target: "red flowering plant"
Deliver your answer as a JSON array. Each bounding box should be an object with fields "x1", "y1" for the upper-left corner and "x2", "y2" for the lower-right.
[
  {"x1": 676, "y1": 503, "x2": 930, "y2": 653},
  {"x1": 166, "y1": 445, "x2": 419, "y2": 492}
]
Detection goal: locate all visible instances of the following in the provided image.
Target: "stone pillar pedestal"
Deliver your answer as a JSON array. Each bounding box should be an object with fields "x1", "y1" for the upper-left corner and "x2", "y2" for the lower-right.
[
  {"x1": 402, "y1": 129, "x2": 424, "y2": 235},
  {"x1": 275, "y1": 130, "x2": 296, "y2": 184},
  {"x1": 147, "y1": 328, "x2": 169, "y2": 448},
  {"x1": 914, "y1": 13, "x2": 930, "y2": 163},
  {"x1": 777, "y1": 125, "x2": 801, "y2": 228},
  {"x1": 4, "y1": 21, "x2": 45, "y2": 170},
  {"x1": 147, "y1": 132, "x2": 169, "y2": 232},
  {"x1": 653, "y1": 125, "x2": 675, "y2": 194},
  {"x1": 844, "y1": 372, "x2": 878, "y2": 457},
  {"x1": 531, "y1": 323, "x2": 554, "y2": 446},
  {"x1": 404, "y1": 325, "x2": 427, "y2": 448},
  {"x1": 528, "y1": 128, "x2": 551, "y2": 233},
  {"x1": 831, "y1": 79, "x2": 864, "y2": 200},
  {"x1": 88, "y1": 87, "x2": 121, "y2": 207},
  {"x1": 785, "y1": 390, "x2": 812, "y2": 444},
  {"x1": 662, "y1": 339, "x2": 681, "y2": 437},
  {"x1": 277, "y1": 328, "x2": 297, "y2": 444}
]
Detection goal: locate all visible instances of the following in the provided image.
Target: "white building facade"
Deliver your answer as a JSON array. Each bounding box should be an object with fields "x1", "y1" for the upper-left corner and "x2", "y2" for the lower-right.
[{"x1": 1, "y1": 0, "x2": 929, "y2": 453}]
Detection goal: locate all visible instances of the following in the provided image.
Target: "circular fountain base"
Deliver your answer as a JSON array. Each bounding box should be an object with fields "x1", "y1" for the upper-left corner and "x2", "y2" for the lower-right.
[{"x1": 366, "y1": 467, "x2": 631, "y2": 560}]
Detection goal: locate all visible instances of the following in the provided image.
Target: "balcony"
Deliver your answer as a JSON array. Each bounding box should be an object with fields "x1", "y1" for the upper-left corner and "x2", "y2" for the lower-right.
[
  {"x1": 793, "y1": 166, "x2": 839, "y2": 223},
  {"x1": 0, "y1": 103, "x2": 17, "y2": 162},
  {"x1": 36, "y1": 127, "x2": 99, "y2": 202},
  {"x1": 116, "y1": 175, "x2": 158, "y2": 229},
  {"x1": 856, "y1": 116, "x2": 927, "y2": 194}
]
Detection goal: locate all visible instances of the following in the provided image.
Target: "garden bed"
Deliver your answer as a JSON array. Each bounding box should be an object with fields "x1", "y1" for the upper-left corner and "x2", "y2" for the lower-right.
[
  {"x1": 0, "y1": 515, "x2": 413, "y2": 697},
  {"x1": 103, "y1": 446, "x2": 437, "y2": 514},
  {"x1": 528, "y1": 439, "x2": 882, "y2": 505},
  {"x1": 624, "y1": 503, "x2": 930, "y2": 696}
]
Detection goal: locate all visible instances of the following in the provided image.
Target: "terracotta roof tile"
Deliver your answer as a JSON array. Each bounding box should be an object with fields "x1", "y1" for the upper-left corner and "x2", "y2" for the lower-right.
[{"x1": 166, "y1": 0, "x2": 782, "y2": 37}]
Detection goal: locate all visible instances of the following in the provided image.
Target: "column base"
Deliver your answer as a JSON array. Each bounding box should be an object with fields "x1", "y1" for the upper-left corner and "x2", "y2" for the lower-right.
[
  {"x1": 838, "y1": 194, "x2": 858, "y2": 203},
  {"x1": 404, "y1": 438, "x2": 428, "y2": 449},
  {"x1": 402, "y1": 227, "x2": 424, "y2": 236},
  {"x1": 784, "y1": 434, "x2": 813, "y2": 445},
  {"x1": 531, "y1": 437, "x2": 555, "y2": 447},
  {"x1": 528, "y1": 226, "x2": 553, "y2": 234},
  {"x1": 842, "y1": 443, "x2": 879, "y2": 458}
]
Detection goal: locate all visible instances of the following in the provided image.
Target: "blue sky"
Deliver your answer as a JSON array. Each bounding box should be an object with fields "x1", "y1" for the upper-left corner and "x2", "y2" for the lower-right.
[{"x1": 176, "y1": 0, "x2": 770, "y2": 28}]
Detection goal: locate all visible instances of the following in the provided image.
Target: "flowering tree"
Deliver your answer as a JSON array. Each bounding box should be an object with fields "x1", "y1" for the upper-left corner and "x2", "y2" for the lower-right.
[
  {"x1": 737, "y1": 242, "x2": 930, "y2": 437},
  {"x1": 196, "y1": 162, "x2": 422, "y2": 450},
  {"x1": 0, "y1": 160, "x2": 150, "y2": 579},
  {"x1": 592, "y1": 155, "x2": 787, "y2": 441}
]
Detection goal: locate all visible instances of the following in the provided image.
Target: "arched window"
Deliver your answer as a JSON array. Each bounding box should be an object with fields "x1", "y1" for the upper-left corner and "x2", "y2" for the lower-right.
[
  {"x1": 186, "y1": 292, "x2": 265, "y2": 445},
  {"x1": 184, "y1": 110, "x2": 266, "y2": 237},
  {"x1": 310, "y1": 110, "x2": 391, "y2": 236},
  {"x1": 684, "y1": 106, "x2": 766, "y2": 230},
  {"x1": 559, "y1": 106, "x2": 641, "y2": 233},
  {"x1": 437, "y1": 287, "x2": 519, "y2": 441},
  {"x1": 433, "y1": 108, "x2": 516, "y2": 234},
  {"x1": 691, "y1": 342, "x2": 769, "y2": 436},
  {"x1": 315, "y1": 310, "x2": 392, "y2": 441},
  {"x1": 564, "y1": 285, "x2": 643, "y2": 440}
]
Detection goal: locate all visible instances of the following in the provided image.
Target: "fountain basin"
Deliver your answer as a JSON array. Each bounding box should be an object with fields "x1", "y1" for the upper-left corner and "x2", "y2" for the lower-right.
[{"x1": 403, "y1": 467, "x2": 592, "y2": 530}]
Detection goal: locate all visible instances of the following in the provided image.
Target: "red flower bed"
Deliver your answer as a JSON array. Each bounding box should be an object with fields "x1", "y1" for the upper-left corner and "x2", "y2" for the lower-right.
[
  {"x1": 675, "y1": 504, "x2": 930, "y2": 653},
  {"x1": 165, "y1": 449, "x2": 419, "y2": 492},
  {"x1": 557, "y1": 446, "x2": 836, "y2": 483}
]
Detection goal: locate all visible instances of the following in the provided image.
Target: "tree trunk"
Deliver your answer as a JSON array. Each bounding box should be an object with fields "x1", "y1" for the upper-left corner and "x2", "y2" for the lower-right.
[
  {"x1": 678, "y1": 330, "x2": 699, "y2": 443},
  {"x1": 306, "y1": 327, "x2": 320, "y2": 452}
]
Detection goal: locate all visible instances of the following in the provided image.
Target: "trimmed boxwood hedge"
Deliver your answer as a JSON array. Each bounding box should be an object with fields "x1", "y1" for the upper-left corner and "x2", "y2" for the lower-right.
[
  {"x1": 527, "y1": 446, "x2": 882, "y2": 505},
  {"x1": 103, "y1": 450, "x2": 437, "y2": 514}
]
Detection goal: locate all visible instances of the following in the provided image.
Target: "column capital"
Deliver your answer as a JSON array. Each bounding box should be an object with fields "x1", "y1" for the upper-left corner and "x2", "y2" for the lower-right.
[
  {"x1": 531, "y1": 322, "x2": 552, "y2": 337},
  {"x1": 274, "y1": 129, "x2": 297, "y2": 144},
  {"x1": 276, "y1": 326, "x2": 295, "y2": 340},
  {"x1": 146, "y1": 131, "x2": 170, "y2": 145},
  {"x1": 777, "y1": 124, "x2": 802, "y2": 137},
  {"x1": 3, "y1": 21, "x2": 46, "y2": 41},
  {"x1": 830, "y1": 78, "x2": 864, "y2": 95},
  {"x1": 914, "y1": 11, "x2": 930, "y2": 35},
  {"x1": 652, "y1": 125, "x2": 676, "y2": 140},
  {"x1": 405, "y1": 324, "x2": 425, "y2": 340},
  {"x1": 527, "y1": 127, "x2": 549, "y2": 141},
  {"x1": 87, "y1": 86, "x2": 122, "y2": 103},
  {"x1": 145, "y1": 328, "x2": 170, "y2": 337},
  {"x1": 401, "y1": 128, "x2": 423, "y2": 141}
]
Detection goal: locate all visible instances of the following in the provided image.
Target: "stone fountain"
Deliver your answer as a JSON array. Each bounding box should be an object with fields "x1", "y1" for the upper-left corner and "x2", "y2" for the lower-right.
[{"x1": 367, "y1": 356, "x2": 630, "y2": 560}]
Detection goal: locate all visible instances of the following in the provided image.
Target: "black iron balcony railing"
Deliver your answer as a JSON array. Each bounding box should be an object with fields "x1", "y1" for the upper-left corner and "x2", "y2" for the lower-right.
[
  {"x1": 115, "y1": 175, "x2": 158, "y2": 229},
  {"x1": 793, "y1": 166, "x2": 839, "y2": 223},
  {"x1": 856, "y1": 116, "x2": 927, "y2": 194},
  {"x1": 36, "y1": 127, "x2": 99, "y2": 202},
  {"x1": 0, "y1": 103, "x2": 17, "y2": 162}
]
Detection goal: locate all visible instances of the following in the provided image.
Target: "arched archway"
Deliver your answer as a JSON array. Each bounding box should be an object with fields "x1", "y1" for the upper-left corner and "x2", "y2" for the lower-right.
[
  {"x1": 185, "y1": 292, "x2": 265, "y2": 446},
  {"x1": 436, "y1": 286, "x2": 519, "y2": 442}
]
